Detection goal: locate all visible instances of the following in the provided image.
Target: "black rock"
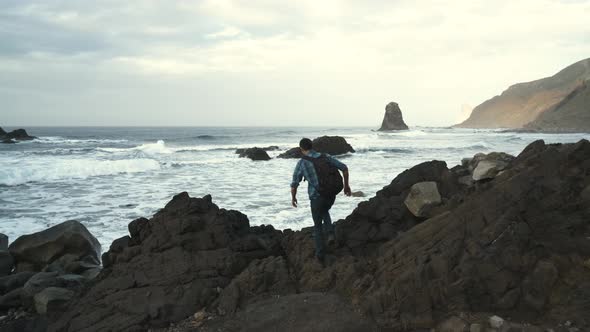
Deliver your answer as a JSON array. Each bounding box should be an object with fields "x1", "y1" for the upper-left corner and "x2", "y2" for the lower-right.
[
  {"x1": 5, "y1": 129, "x2": 36, "y2": 141},
  {"x1": 237, "y1": 147, "x2": 272, "y2": 161},
  {"x1": 378, "y1": 102, "x2": 409, "y2": 131},
  {"x1": 277, "y1": 136, "x2": 355, "y2": 158}
]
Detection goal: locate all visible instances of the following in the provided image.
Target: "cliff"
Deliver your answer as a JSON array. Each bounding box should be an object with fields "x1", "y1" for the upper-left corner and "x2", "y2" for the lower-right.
[{"x1": 456, "y1": 58, "x2": 590, "y2": 129}]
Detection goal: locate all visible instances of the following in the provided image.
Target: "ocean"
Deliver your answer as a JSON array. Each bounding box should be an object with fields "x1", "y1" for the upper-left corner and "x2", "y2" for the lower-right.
[{"x1": 1, "y1": 126, "x2": 589, "y2": 250}]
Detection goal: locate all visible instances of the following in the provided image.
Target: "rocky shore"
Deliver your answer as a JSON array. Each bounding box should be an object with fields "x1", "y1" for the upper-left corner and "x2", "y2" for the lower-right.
[{"x1": 1, "y1": 139, "x2": 589, "y2": 332}]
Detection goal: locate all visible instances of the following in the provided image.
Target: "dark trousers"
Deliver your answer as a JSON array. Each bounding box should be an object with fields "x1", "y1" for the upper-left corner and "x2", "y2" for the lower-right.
[{"x1": 310, "y1": 195, "x2": 336, "y2": 259}]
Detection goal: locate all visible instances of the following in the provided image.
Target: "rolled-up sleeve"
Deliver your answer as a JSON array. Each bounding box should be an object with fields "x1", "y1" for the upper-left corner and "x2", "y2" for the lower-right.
[
  {"x1": 291, "y1": 160, "x2": 303, "y2": 188},
  {"x1": 327, "y1": 155, "x2": 348, "y2": 171}
]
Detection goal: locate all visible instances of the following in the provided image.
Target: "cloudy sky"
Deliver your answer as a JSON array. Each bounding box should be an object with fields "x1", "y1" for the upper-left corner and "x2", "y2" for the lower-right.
[{"x1": 1, "y1": 0, "x2": 589, "y2": 127}]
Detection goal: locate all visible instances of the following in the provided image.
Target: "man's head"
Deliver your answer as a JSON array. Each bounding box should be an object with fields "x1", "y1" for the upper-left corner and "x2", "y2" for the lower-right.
[{"x1": 299, "y1": 138, "x2": 313, "y2": 154}]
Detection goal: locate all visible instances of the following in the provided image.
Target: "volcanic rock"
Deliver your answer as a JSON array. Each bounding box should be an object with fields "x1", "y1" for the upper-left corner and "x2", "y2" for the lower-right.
[
  {"x1": 0, "y1": 128, "x2": 36, "y2": 142},
  {"x1": 237, "y1": 147, "x2": 271, "y2": 161},
  {"x1": 50, "y1": 192, "x2": 283, "y2": 332},
  {"x1": 8, "y1": 220, "x2": 101, "y2": 272},
  {"x1": 403, "y1": 181, "x2": 442, "y2": 218},
  {"x1": 277, "y1": 136, "x2": 355, "y2": 158},
  {"x1": 378, "y1": 102, "x2": 409, "y2": 131}
]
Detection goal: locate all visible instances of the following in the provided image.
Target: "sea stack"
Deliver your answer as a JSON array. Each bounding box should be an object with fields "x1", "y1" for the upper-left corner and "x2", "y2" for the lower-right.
[{"x1": 378, "y1": 102, "x2": 409, "y2": 131}]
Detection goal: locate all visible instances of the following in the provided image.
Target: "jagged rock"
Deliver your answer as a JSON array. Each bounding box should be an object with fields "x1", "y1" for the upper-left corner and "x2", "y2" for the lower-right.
[
  {"x1": 0, "y1": 234, "x2": 7, "y2": 251},
  {"x1": 0, "y1": 127, "x2": 5, "y2": 136},
  {"x1": 403, "y1": 181, "x2": 442, "y2": 218},
  {"x1": 50, "y1": 193, "x2": 283, "y2": 332},
  {"x1": 235, "y1": 146, "x2": 278, "y2": 154},
  {"x1": 0, "y1": 272, "x2": 36, "y2": 295},
  {"x1": 9, "y1": 220, "x2": 101, "y2": 272},
  {"x1": 277, "y1": 136, "x2": 354, "y2": 158},
  {"x1": 34, "y1": 287, "x2": 74, "y2": 315},
  {"x1": 1, "y1": 128, "x2": 36, "y2": 141},
  {"x1": 0, "y1": 251, "x2": 14, "y2": 277},
  {"x1": 237, "y1": 147, "x2": 271, "y2": 161},
  {"x1": 378, "y1": 102, "x2": 409, "y2": 131}
]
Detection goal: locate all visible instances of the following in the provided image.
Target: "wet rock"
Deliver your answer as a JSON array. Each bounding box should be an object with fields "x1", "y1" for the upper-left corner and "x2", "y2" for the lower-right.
[
  {"x1": 0, "y1": 288, "x2": 23, "y2": 309},
  {"x1": 1, "y1": 128, "x2": 36, "y2": 141},
  {"x1": 351, "y1": 191, "x2": 365, "y2": 197},
  {"x1": 378, "y1": 102, "x2": 409, "y2": 131},
  {"x1": 0, "y1": 251, "x2": 14, "y2": 277},
  {"x1": 9, "y1": 220, "x2": 101, "y2": 272},
  {"x1": 235, "y1": 146, "x2": 278, "y2": 154},
  {"x1": 34, "y1": 287, "x2": 74, "y2": 315},
  {"x1": 278, "y1": 136, "x2": 355, "y2": 158},
  {"x1": 403, "y1": 181, "x2": 442, "y2": 218},
  {"x1": 237, "y1": 147, "x2": 271, "y2": 161}
]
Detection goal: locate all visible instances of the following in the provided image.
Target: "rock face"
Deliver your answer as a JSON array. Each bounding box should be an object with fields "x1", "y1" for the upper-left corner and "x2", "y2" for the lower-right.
[
  {"x1": 9, "y1": 220, "x2": 101, "y2": 272},
  {"x1": 50, "y1": 192, "x2": 283, "y2": 331},
  {"x1": 236, "y1": 147, "x2": 271, "y2": 161},
  {"x1": 404, "y1": 181, "x2": 442, "y2": 218},
  {"x1": 378, "y1": 102, "x2": 409, "y2": 131},
  {"x1": 525, "y1": 79, "x2": 590, "y2": 132},
  {"x1": 0, "y1": 127, "x2": 36, "y2": 143},
  {"x1": 456, "y1": 58, "x2": 590, "y2": 129},
  {"x1": 277, "y1": 136, "x2": 355, "y2": 158}
]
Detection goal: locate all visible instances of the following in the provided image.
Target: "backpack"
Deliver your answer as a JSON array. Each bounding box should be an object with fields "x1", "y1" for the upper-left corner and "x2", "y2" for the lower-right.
[{"x1": 302, "y1": 154, "x2": 344, "y2": 197}]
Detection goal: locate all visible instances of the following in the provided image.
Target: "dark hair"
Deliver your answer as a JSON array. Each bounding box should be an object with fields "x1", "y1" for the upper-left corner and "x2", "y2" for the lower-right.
[{"x1": 299, "y1": 138, "x2": 312, "y2": 151}]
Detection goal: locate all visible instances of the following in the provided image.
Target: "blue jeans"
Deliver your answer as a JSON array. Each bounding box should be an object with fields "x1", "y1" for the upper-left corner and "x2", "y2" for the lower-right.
[{"x1": 310, "y1": 195, "x2": 336, "y2": 259}]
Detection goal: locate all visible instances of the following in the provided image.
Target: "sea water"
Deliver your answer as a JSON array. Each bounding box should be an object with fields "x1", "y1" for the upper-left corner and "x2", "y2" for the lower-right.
[{"x1": 1, "y1": 126, "x2": 588, "y2": 250}]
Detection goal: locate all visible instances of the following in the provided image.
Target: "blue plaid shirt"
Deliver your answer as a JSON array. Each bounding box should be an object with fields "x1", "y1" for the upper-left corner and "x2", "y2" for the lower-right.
[{"x1": 291, "y1": 150, "x2": 348, "y2": 200}]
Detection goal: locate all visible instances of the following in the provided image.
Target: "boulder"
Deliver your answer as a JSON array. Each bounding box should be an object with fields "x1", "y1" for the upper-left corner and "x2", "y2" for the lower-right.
[
  {"x1": 0, "y1": 288, "x2": 23, "y2": 309},
  {"x1": 0, "y1": 251, "x2": 14, "y2": 277},
  {"x1": 464, "y1": 152, "x2": 515, "y2": 181},
  {"x1": 8, "y1": 220, "x2": 101, "y2": 271},
  {"x1": 0, "y1": 234, "x2": 7, "y2": 251},
  {"x1": 34, "y1": 287, "x2": 74, "y2": 315},
  {"x1": 277, "y1": 136, "x2": 355, "y2": 158},
  {"x1": 237, "y1": 147, "x2": 271, "y2": 161},
  {"x1": 378, "y1": 102, "x2": 409, "y2": 131},
  {"x1": 403, "y1": 181, "x2": 442, "y2": 218}
]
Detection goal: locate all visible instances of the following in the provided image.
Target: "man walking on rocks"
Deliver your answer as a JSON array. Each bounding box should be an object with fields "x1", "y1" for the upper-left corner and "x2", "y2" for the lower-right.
[{"x1": 290, "y1": 138, "x2": 351, "y2": 264}]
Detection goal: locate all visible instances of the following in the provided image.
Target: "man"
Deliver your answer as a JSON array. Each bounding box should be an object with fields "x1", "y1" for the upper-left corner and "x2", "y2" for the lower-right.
[{"x1": 290, "y1": 138, "x2": 351, "y2": 264}]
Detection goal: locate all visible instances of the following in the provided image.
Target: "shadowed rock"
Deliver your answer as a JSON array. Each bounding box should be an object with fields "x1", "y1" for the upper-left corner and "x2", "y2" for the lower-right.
[
  {"x1": 237, "y1": 147, "x2": 271, "y2": 161},
  {"x1": 8, "y1": 220, "x2": 101, "y2": 272},
  {"x1": 278, "y1": 136, "x2": 355, "y2": 158}
]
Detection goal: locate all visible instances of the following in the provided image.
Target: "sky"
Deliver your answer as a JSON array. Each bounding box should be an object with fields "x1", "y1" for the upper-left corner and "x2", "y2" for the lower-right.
[{"x1": 1, "y1": 0, "x2": 589, "y2": 127}]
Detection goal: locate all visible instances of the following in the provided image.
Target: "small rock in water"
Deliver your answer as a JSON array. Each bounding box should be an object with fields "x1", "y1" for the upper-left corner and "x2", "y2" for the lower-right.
[{"x1": 351, "y1": 191, "x2": 365, "y2": 197}]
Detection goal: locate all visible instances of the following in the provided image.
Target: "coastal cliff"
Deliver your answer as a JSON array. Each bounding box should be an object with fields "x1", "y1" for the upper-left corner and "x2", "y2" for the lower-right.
[
  {"x1": 1, "y1": 140, "x2": 589, "y2": 331},
  {"x1": 456, "y1": 58, "x2": 590, "y2": 130}
]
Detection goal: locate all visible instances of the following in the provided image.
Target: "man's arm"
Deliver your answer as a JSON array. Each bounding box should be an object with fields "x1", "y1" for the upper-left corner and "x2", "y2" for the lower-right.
[
  {"x1": 290, "y1": 161, "x2": 303, "y2": 207},
  {"x1": 342, "y1": 169, "x2": 351, "y2": 196}
]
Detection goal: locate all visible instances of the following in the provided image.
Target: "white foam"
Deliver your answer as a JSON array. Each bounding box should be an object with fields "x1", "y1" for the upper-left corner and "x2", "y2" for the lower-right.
[{"x1": 0, "y1": 158, "x2": 160, "y2": 186}]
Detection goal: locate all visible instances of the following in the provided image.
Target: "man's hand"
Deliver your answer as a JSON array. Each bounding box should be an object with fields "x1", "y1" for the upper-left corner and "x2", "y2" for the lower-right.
[
  {"x1": 291, "y1": 187, "x2": 298, "y2": 207},
  {"x1": 344, "y1": 185, "x2": 352, "y2": 196}
]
